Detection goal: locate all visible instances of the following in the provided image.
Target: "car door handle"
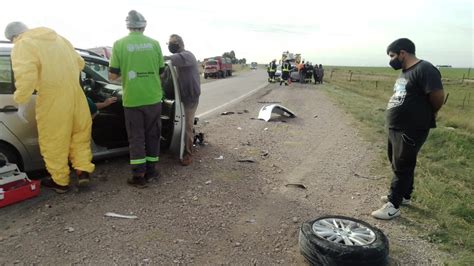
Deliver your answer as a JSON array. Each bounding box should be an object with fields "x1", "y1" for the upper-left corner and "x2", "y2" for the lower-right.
[{"x1": 0, "y1": 105, "x2": 19, "y2": 112}]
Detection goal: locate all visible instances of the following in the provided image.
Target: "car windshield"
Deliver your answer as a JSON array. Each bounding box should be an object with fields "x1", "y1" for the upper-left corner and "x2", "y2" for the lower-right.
[
  {"x1": 206, "y1": 61, "x2": 218, "y2": 65},
  {"x1": 84, "y1": 60, "x2": 109, "y2": 82},
  {"x1": 86, "y1": 61, "x2": 109, "y2": 81}
]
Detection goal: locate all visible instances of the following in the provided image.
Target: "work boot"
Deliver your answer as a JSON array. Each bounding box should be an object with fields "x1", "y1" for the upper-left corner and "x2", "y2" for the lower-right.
[
  {"x1": 77, "y1": 171, "x2": 90, "y2": 187},
  {"x1": 127, "y1": 175, "x2": 147, "y2": 189},
  {"x1": 381, "y1": 195, "x2": 411, "y2": 206},
  {"x1": 371, "y1": 202, "x2": 400, "y2": 220},
  {"x1": 180, "y1": 154, "x2": 193, "y2": 166},
  {"x1": 145, "y1": 168, "x2": 160, "y2": 183},
  {"x1": 42, "y1": 178, "x2": 70, "y2": 194}
]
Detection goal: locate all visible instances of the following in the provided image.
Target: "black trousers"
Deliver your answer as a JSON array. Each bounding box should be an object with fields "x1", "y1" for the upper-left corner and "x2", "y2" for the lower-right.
[
  {"x1": 269, "y1": 71, "x2": 275, "y2": 80},
  {"x1": 124, "y1": 102, "x2": 162, "y2": 175},
  {"x1": 387, "y1": 128, "x2": 429, "y2": 208},
  {"x1": 280, "y1": 71, "x2": 289, "y2": 85}
]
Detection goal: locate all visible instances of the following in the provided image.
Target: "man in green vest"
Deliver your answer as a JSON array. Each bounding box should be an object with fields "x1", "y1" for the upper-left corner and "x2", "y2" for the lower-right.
[{"x1": 109, "y1": 10, "x2": 165, "y2": 188}]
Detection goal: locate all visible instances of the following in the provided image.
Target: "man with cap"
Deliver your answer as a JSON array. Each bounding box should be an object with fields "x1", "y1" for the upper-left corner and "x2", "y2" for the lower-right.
[
  {"x1": 109, "y1": 10, "x2": 165, "y2": 188},
  {"x1": 4, "y1": 22, "x2": 95, "y2": 193},
  {"x1": 164, "y1": 34, "x2": 201, "y2": 166}
]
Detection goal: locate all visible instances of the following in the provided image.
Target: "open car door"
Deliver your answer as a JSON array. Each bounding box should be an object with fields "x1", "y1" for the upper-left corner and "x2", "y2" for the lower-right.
[
  {"x1": 82, "y1": 58, "x2": 185, "y2": 160},
  {"x1": 161, "y1": 61, "x2": 185, "y2": 160}
]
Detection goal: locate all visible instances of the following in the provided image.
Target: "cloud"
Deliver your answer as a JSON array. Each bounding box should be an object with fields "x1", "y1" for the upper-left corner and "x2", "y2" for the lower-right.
[{"x1": 1, "y1": 0, "x2": 472, "y2": 66}]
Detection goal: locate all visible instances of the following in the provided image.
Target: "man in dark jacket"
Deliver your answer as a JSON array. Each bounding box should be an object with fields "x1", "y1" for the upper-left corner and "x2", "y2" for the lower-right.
[
  {"x1": 164, "y1": 34, "x2": 201, "y2": 166},
  {"x1": 268, "y1": 60, "x2": 277, "y2": 82},
  {"x1": 280, "y1": 60, "x2": 291, "y2": 86}
]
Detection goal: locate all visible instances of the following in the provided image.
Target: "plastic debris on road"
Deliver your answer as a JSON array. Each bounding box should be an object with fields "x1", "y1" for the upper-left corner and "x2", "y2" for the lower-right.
[{"x1": 104, "y1": 212, "x2": 138, "y2": 219}]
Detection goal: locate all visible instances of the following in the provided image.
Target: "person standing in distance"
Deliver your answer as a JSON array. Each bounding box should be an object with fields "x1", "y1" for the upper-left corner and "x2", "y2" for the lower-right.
[
  {"x1": 164, "y1": 34, "x2": 201, "y2": 166},
  {"x1": 372, "y1": 38, "x2": 445, "y2": 220},
  {"x1": 4, "y1": 22, "x2": 95, "y2": 193},
  {"x1": 109, "y1": 10, "x2": 165, "y2": 188}
]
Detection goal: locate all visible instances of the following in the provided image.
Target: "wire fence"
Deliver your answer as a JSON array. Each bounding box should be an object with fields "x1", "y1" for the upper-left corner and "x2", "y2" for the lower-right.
[{"x1": 326, "y1": 69, "x2": 474, "y2": 109}]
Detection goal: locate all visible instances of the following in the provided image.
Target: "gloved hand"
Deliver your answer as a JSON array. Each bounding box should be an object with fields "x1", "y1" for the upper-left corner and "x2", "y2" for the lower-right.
[{"x1": 17, "y1": 103, "x2": 29, "y2": 123}]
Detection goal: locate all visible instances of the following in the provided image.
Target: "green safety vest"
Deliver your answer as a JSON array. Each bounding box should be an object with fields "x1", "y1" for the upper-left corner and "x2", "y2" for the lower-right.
[{"x1": 110, "y1": 32, "x2": 164, "y2": 107}]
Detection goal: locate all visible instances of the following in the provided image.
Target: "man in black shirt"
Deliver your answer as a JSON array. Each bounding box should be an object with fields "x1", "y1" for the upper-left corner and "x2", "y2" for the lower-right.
[{"x1": 372, "y1": 38, "x2": 445, "y2": 220}]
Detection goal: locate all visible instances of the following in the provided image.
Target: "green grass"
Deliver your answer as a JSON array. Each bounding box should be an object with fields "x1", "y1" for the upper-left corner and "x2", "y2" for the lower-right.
[
  {"x1": 328, "y1": 66, "x2": 473, "y2": 81},
  {"x1": 322, "y1": 67, "x2": 474, "y2": 264}
]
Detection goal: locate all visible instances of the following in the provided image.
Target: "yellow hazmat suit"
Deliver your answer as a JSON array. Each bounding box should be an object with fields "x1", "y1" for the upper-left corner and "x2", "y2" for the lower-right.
[{"x1": 12, "y1": 27, "x2": 95, "y2": 186}]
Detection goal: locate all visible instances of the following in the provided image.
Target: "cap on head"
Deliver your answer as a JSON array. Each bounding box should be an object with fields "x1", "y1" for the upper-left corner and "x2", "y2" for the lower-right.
[
  {"x1": 126, "y1": 10, "x2": 147, "y2": 29},
  {"x1": 387, "y1": 38, "x2": 416, "y2": 55},
  {"x1": 4, "y1": 21, "x2": 28, "y2": 41}
]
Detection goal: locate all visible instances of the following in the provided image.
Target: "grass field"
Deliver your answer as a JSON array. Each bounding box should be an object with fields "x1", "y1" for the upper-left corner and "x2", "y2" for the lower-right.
[{"x1": 322, "y1": 66, "x2": 473, "y2": 264}]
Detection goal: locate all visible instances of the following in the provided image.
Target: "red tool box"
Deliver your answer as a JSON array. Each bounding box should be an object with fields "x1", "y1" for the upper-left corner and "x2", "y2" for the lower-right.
[{"x1": 0, "y1": 162, "x2": 41, "y2": 208}]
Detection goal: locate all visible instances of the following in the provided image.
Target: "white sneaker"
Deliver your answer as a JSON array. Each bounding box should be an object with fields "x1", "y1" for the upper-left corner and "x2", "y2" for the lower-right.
[
  {"x1": 381, "y1": 195, "x2": 411, "y2": 205},
  {"x1": 371, "y1": 202, "x2": 400, "y2": 220}
]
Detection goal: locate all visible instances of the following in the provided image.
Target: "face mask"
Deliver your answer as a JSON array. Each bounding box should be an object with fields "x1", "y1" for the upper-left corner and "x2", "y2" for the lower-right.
[
  {"x1": 389, "y1": 57, "x2": 403, "y2": 70},
  {"x1": 168, "y1": 43, "x2": 180, "y2": 54}
]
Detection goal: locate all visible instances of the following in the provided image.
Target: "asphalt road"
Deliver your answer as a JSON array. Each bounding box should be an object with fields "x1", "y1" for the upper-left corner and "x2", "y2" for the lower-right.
[{"x1": 196, "y1": 69, "x2": 268, "y2": 119}]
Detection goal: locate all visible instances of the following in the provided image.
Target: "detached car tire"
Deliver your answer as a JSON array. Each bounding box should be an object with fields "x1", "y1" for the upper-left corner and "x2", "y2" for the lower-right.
[{"x1": 299, "y1": 216, "x2": 389, "y2": 266}]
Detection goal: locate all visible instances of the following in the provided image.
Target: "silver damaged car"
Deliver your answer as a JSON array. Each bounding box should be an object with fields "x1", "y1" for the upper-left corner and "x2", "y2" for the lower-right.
[{"x1": 0, "y1": 41, "x2": 185, "y2": 172}]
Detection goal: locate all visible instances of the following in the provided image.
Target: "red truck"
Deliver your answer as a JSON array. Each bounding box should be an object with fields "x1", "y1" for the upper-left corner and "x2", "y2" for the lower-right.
[{"x1": 203, "y1": 56, "x2": 232, "y2": 79}]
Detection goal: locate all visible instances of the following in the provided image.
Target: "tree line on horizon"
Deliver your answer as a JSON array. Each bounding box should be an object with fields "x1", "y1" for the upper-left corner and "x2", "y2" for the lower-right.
[{"x1": 222, "y1": 50, "x2": 246, "y2": 64}]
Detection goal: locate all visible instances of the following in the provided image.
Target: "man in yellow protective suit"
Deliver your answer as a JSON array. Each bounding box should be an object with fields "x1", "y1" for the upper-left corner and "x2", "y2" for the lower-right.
[{"x1": 4, "y1": 22, "x2": 95, "y2": 193}]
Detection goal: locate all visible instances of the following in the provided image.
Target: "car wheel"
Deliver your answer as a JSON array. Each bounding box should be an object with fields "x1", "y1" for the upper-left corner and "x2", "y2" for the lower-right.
[
  {"x1": 299, "y1": 215, "x2": 389, "y2": 266},
  {"x1": 204, "y1": 74, "x2": 208, "y2": 79},
  {"x1": 0, "y1": 143, "x2": 22, "y2": 169}
]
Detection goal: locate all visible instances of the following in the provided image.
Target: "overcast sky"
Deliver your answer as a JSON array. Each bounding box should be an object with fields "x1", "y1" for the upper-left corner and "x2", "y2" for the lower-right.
[{"x1": 2, "y1": 0, "x2": 473, "y2": 67}]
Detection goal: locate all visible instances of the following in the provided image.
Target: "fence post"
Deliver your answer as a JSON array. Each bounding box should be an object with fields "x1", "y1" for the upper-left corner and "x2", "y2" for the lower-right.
[
  {"x1": 468, "y1": 68, "x2": 471, "y2": 79},
  {"x1": 330, "y1": 70, "x2": 334, "y2": 79},
  {"x1": 462, "y1": 94, "x2": 467, "y2": 109},
  {"x1": 349, "y1": 71, "x2": 353, "y2": 82},
  {"x1": 462, "y1": 74, "x2": 465, "y2": 84},
  {"x1": 375, "y1": 80, "x2": 378, "y2": 89}
]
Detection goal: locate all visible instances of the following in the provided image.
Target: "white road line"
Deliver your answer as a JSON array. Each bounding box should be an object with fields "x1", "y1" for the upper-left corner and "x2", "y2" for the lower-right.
[{"x1": 197, "y1": 82, "x2": 268, "y2": 119}]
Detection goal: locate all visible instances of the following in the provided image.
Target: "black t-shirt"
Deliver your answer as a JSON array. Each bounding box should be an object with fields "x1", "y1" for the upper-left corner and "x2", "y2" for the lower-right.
[{"x1": 386, "y1": 60, "x2": 443, "y2": 130}]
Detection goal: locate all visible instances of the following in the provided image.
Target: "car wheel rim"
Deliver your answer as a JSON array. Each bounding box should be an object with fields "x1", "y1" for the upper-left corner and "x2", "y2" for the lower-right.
[{"x1": 312, "y1": 218, "x2": 376, "y2": 246}]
